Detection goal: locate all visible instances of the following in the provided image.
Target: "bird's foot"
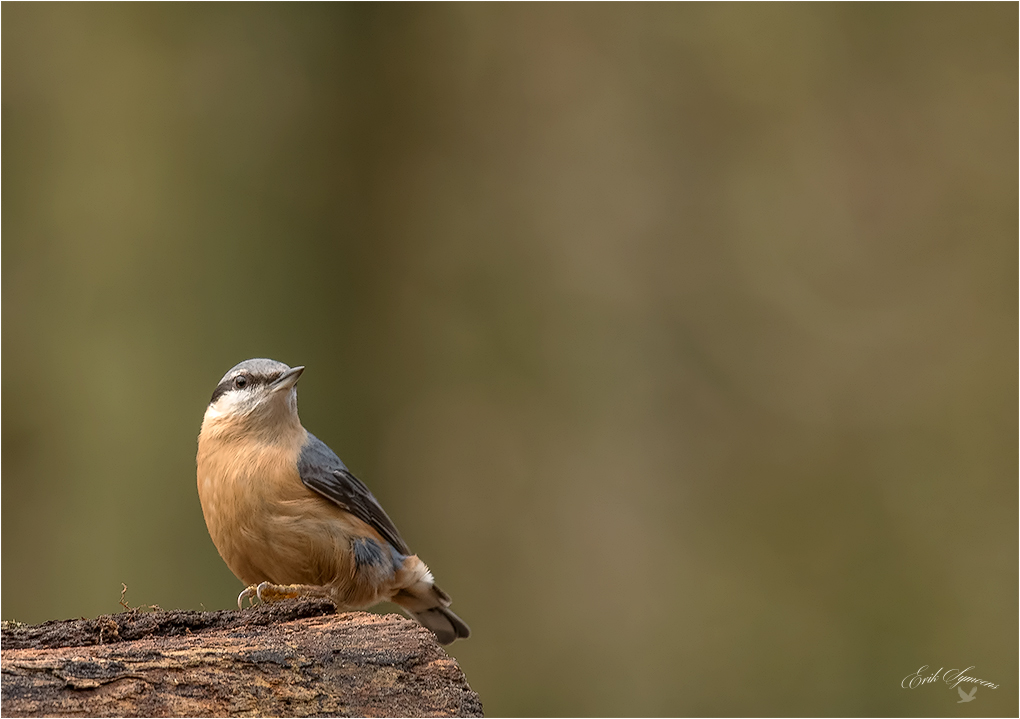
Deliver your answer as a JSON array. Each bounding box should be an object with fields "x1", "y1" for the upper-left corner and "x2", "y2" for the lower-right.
[
  {"x1": 237, "y1": 582, "x2": 332, "y2": 610},
  {"x1": 237, "y1": 585, "x2": 259, "y2": 609}
]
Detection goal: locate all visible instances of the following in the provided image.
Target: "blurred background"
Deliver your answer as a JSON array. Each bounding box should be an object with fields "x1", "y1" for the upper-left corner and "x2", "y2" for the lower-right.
[{"x1": 3, "y1": 4, "x2": 1016, "y2": 716}]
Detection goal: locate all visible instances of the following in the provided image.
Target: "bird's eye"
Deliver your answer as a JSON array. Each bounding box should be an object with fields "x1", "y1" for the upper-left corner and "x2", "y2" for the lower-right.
[{"x1": 233, "y1": 375, "x2": 249, "y2": 389}]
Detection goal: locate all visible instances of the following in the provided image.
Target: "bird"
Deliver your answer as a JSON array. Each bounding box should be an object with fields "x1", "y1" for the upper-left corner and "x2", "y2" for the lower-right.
[
  {"x1": 957, "y1": 687, "x2": 977, "y2": 703},
  {"x1": 196, "y1": 358, "x2": 469, "y2": 644}
]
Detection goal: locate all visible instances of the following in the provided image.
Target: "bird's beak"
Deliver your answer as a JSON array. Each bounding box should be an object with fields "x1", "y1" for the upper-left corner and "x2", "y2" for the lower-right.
[{"x1": 271, "y1": 365, "x2": 304, "y2": 392}]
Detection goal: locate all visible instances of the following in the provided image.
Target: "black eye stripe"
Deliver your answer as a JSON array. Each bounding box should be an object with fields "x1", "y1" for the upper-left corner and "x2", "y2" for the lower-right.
[
  {"x1": 209, "y1": 381, "x2": 231, "y2": 404},
  {"x1": 208, "y1": 371, "x2": 284, "y2": 405}
]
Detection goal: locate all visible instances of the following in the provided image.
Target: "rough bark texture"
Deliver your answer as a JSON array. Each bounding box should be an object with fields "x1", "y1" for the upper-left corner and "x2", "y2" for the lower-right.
[{"x1": 0, "y1": 598, "x2": 482, "y2": 717}]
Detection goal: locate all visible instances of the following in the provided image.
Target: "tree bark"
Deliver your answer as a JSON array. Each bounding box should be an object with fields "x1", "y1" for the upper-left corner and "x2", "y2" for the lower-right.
[{"x1": 1, "y1": 598, "x2": 482, "y2": 717}]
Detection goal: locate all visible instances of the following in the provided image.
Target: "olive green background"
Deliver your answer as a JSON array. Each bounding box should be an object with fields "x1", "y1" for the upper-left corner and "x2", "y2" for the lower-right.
[{"x1": 3, "y1": 4, "x2": 1016, "y2": 716}]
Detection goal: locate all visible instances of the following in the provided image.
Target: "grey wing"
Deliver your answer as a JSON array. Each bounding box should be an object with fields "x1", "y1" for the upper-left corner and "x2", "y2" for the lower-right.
[{"x1": 297, "y1": 433, "x2": 411, "y2": 555}]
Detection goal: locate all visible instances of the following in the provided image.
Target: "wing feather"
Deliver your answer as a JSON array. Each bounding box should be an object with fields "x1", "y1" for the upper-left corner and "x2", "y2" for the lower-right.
[{"x1": 297, "y1": 434, "x2": 410, "y2": 555}]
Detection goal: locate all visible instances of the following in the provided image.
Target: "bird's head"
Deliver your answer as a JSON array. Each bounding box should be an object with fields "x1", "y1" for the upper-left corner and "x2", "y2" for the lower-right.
[{"x1": 202, "y1": 358, "x2": 305, "y2": 440}]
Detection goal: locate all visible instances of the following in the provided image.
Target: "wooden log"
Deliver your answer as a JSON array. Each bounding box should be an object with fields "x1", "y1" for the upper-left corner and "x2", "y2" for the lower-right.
[{"x1": 1, "y1": 598, "x2": 482, "y2": 717}]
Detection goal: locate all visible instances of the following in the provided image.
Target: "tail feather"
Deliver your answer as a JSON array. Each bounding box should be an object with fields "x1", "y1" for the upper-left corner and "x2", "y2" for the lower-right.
[
  {"x1": 411, "y1": 605, "x2": 471, "y2": 645},
  {"x1": 392, "y1": 555, "x2": 469, "y2": 644}
]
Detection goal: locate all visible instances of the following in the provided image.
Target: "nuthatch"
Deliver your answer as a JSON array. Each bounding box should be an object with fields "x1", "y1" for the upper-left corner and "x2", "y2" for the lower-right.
[{"x1": 196, "y1": 358, "x2": 469, "y2": 644}]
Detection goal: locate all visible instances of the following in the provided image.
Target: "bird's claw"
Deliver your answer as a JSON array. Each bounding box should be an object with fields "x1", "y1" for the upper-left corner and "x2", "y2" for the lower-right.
[
  {"x1": 237, "y1": 584, "x2": 259, "y2": 609},
  {"x1": 237, "y1": 581, "x2": 331, "y2": 610}
]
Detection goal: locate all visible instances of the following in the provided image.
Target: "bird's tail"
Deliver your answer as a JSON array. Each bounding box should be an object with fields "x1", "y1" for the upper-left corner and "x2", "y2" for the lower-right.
[
  {"x1": 409, "y1": 602, "x2": 471, "y2": 645},
  {"x1": 391, "y1": 556, "x2": 470, "y2": 645}
]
